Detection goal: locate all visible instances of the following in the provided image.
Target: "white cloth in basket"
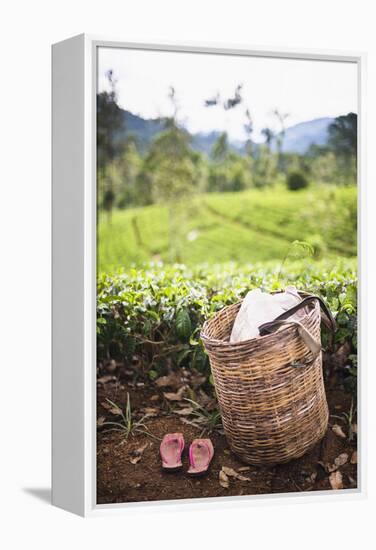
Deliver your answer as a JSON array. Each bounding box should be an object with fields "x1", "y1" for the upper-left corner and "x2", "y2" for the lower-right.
[{"x1": 230, "y1": 286, "x2": 305, "y2": 343}]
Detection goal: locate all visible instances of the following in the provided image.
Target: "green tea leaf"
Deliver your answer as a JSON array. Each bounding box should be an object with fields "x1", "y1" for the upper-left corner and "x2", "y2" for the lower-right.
[{"x1": 175, "y1": 308, "x2": 192, "y2": 341}]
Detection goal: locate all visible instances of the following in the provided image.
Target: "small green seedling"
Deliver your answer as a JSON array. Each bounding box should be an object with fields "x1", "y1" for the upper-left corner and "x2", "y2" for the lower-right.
[
  {"x1": 103, "y1": 392, "x2": 158, "y2": 441},
  {"x1": 179, "y1": 398, "x2": 222, "y2": 437},
  {"x1": 331, "y1": 399, "x2": 356, "y2": 442}
]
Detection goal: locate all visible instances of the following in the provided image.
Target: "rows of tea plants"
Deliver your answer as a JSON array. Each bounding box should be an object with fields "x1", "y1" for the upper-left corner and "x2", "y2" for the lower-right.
[
  {"x1": 207, "y1": 185, "x2": 357, "y2": 257},
  {"x1": 97, "y1": 185, "x2": 357, "y2": 273},
  {"x1": 97, "y1": 258, "x2": 357, "y2": 388}
]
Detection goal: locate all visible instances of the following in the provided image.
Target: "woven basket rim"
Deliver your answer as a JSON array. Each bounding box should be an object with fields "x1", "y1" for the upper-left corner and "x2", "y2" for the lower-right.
[{"x1": 200, "y1": 291, "x2": 317, "y2": 350}]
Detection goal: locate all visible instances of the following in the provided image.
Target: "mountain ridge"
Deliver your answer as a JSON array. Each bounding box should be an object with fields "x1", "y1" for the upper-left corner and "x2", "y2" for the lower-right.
[{"x1": 114, "y1": 107, "x2": 335, "y2": 155}]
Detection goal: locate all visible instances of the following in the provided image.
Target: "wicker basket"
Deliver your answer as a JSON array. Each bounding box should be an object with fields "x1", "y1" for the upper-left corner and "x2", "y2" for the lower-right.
[{"x1": 201, "y1": 293, "x2": 335, "y2": 465}]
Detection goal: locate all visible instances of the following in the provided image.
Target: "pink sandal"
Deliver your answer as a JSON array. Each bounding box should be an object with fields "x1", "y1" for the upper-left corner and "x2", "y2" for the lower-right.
[
  {"x1": 160, "y1": 433, "x2": 185, "y2": 471},
  {"x1": 188, "y1": 439, "x2": 214, "y2": 476}
]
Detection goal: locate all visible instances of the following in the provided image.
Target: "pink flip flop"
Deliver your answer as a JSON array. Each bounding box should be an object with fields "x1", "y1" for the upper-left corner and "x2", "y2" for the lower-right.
[
  {"x1": 160, "y1": 433, "x2": 185, "y2": 471},
  {"x1": 188, "y1": 439, "x2": 214, "y2": 476}
]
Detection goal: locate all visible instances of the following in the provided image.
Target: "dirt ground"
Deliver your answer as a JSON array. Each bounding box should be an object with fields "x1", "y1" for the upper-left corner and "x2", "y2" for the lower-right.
[{"x1": 96, "y1": 361, "x2": 357, "y2": 505}]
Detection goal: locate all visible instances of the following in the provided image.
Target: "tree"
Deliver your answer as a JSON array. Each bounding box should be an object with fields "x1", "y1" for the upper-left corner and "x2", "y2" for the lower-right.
[
  {"x1": 328, "y1": 113, "x2": 357, "y2": 185},
  {"x1": 261, "y1": 127, "x2": 274, "y2": 150},
  {"x1": 211, "y1": 132, "x2": 229, "y2": 162},
  {"x1": 328, "y1": 113, "x2": 357, "y2": 158},
  {"x1": 272, "y1": 109, "x2": 289, "y2": 172},
  {"x1": 97, "y1": 70, "x2": 124, "y2": 219},
  {"x1": 115, "y1": 138, "x2": 142, "y2": 208},
  {"x1": 208, "y1": 152, "x2": 252, "y2": 192},
  {"x1": 252, "y1": 127, "x2": 275, "y2": 187},
  {"x1": 141, "y1": 87, "x2": 201, "y2": 262},
  {"x1": 243, "y1": 109, "x2": 254, "y2": 157},
  {"x1": 146, "y1": 127, "x2": 198, "y2": 203}
]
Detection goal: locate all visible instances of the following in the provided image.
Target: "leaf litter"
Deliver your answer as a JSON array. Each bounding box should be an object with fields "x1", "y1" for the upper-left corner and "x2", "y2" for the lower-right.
[
  {"x1": 329, "y1": 470, "x2": 343, "y2": 490},
  {"x1": 218, "y1": 466, "x2": 252, "y2": 488},
  {"x1": 332, "y1": 424, "x2": 347, "y2": 438},
  {"x1": 129, "y1": 442, "x2": 149, "y2": 465}
]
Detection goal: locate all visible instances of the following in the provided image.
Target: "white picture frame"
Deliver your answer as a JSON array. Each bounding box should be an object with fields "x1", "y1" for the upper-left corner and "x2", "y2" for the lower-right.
[{"x1": 52, "y1": 34, "x2": 366, "y2": 517}]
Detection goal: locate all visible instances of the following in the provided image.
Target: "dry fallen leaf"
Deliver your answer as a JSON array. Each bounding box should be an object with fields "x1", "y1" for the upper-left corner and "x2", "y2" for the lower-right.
[
  {"x1": 142, "y1": 407, "x2": 159, "y2": 417},
  {"x1": 100, "y1": 400, "x2": 123, "y2": 415},
  {"x1": 109, "y1": 406, "x2": 122, "y2": 416},
  {"x1": 136, "y1": 442, "x2": 149, "y2": 454},
  {"x1": 219, "y1": 470, "x2": 229, "y2": 488},
  {"x1": 163, "y1": 387, "x2": 185, "y2": 401},
  {"x1": 222, "y1": 466, "x2": 238, "y2": 478},
  {"x1": 190, "y1": 373, "x2": 207, "y2": 389},
  {"x1": 329, "y1": 470, "x2": 343, "y2": 490},
  {"x1": 238, "y1": 466, "x2": 251, "y2": 473},
  {"x1": 332, "y1": 424, "x2": 347, "y2": 439},
  {"x1": 197, "y1": 389, "x2": 212, "y2": 407},
  {"x1": 97, "y1": 416, "x2": 106, "y2": 427},
  {"x1": 129, "y1": 442, "x2": 149, "y2": 465},
  {"x1": 352, "y1": 423, "x2": 358, "y2": 435},
  {"x1": 334, "y1": 453, "x2": 349, "y2": 468},
  {"x1": 97, "y1": 375, "x2": 115, "y2": 384},
  {"x1": 222, "y1": 466, "x2": 251, "y2": 482},
  {"x1": 236, "y1": 473, "x2": 251, "y2": 482},
  {"x1": 350, "y1": 450, "x2": 357, "y2": 464},
  {"x1": 150, "y1": 394, "x2": 159, "y2": 401},
  {"x1": 174, "y1": 407, "x2": 194, "y2": 416},
  {"x1": 155, "y1": 373, "x2": 181, "y2": 388}
]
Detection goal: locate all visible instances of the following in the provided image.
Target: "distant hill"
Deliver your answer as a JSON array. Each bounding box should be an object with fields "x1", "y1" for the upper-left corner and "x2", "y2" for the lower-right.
[
  {"x1": 115, "y1": 110, "x2": 246, "y2": 155},
  {"x1": 271, "y1": 117, "x2": 334, "y2": 154},
  {"x1": 115, "y1": 110, "x2": 165, "y2": 151},
  {"x1": 191, "y1": 131, "x2": 246, "y2": 156},
  {"x1": 113, "y1": 107, "x2": 334, "y2": 156}
]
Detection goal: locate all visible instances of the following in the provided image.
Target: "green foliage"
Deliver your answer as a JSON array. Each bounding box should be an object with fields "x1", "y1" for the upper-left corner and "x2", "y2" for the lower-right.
[
  {"x1": 97, "y1": 259, "x2": 357, "y2": 383},
  {"x1": 328, "y1": 113, "x2": 357, "y2": 159},
  {"x1": 306, "y1": 234, "x2": 328, "y2": 259},
  {"x1": 97, "y1": 70, "x2": 125, "y2": 217},
  {"x1": 208, "y1": 153, "x2": 253, "y2": 193},
  {"x1": 97, "y1": 98, "x2": 357, "y2": 214},
  {"x1": 143, "y1": 126, "x2": 200, "y2": 203},
  {"x1": 252, "y1": 145, "x2": 277, "y2": 188},
  {"x1": 97, "y1": 74, "x2": 124, "y2": 170},
  {"x1": 308, "y1": 147, "x2": 356, "y2": 187},
  {"x1": 286, "y1": 171, "x2": 309, "y2": 191},
  {"x1": 211, "y1": 132, "x2": 229, "y2": 162},
  {"x1": 175, "y1": 308, "x2": 192, "y2": 341}
]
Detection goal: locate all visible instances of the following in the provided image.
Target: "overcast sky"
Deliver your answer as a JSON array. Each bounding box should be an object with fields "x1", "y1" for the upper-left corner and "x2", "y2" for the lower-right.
[{"x1": 98, "y1": 47, "x2": 358, "y2": 142}]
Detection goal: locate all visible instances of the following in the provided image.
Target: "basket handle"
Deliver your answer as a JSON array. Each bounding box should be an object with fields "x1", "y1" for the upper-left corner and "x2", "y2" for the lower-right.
[
  {"x1": 259, "y1": 294, "x2": 337, "y2": 357},
  {"x1": 260, "y1": 318, "x2": 321, "y2": 356}
]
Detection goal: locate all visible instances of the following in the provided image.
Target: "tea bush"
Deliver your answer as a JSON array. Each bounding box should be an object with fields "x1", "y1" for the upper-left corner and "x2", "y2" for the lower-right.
[
  {"x1": 286, "y1": 171, "x2": 309, "y2": 191},
  {"x1": 97, "y1": 259, "x2": 357, "y2": 386}
]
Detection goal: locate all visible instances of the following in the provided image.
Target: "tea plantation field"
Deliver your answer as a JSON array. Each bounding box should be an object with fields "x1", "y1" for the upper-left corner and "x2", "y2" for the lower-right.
[{"x1": 98, "y1": 185, "x2": 357, "y2": 273}]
